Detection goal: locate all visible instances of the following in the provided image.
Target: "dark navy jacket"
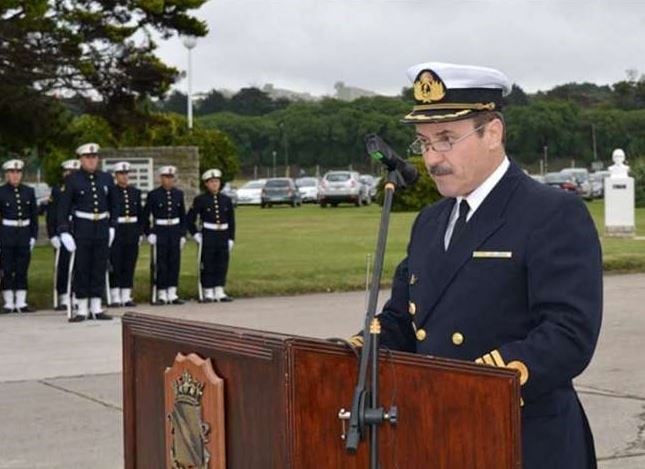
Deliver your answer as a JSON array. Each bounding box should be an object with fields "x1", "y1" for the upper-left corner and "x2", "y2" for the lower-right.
[
  {"x1": 0, "y1": 183, "x2": 38, "y2": 246},
  {"x1": 378, "y1": 162, "x2": 602, "y2": 469},
  {"x1": 142, "y1": 186, "x2": 186, "y2": 241},
  {"x1": 113, "y1": 184, "x2": 143, "y2": 244},
  {"x1": 186, "y1": 192, "x2": 236, "y2": 246},
  {"x1": 46, "y1": 185, "x2": 62, "y2": 239},
  {"x1": 57, "y1": 169, "x2": 117, "y2": 241}
]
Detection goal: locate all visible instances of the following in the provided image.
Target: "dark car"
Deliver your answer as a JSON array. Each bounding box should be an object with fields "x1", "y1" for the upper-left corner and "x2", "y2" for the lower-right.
[
  {"x1": 544, "y1": 172, "x2": 577, "y2": 193},
  {"x1": 261, "y1": 178, "x2": 302, "y2": 208}
]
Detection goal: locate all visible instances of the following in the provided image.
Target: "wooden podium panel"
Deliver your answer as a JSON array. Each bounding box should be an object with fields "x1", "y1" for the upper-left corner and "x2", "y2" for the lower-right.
[{"x1": 123, "y1": 312, "x2": 521, "y2": 468}]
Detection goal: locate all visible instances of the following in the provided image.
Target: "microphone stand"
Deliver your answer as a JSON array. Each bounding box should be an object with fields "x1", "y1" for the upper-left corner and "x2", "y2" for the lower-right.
[{"x1": 343, "y1": 168, "x2": 405, "y2": 468}]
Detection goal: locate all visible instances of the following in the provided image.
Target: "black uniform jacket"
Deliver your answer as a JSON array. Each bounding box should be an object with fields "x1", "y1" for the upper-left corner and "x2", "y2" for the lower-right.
[
  {"x1": 0, "y1": 183, "x2": 38, "y2": 245},
  {"x1": 378, "y1": 162, "x2": 602, "y2": 469}
]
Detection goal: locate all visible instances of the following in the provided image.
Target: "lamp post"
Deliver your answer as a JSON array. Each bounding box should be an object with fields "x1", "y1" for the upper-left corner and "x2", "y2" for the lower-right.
[{"x1": 182, "y1": 36, "x2": 197, "y2": 130}]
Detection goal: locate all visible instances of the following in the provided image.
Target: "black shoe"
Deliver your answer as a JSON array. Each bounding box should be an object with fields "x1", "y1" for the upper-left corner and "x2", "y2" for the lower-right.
[
  {"x1": 217, "y1": 296, "x2": 234, "y2": 303},
  {"x1": 123, "y1": 301, "x2": 137, "y2": 307},
  {"x1": 93, "y1": 312, "x2": 113, "y2": 320},
  {"x1": 171, "y1": 298, "x2": 185, "y2": 305},
  {"x1": 68, "y1": 315, "x2": 86, "y2": 323},
  {"x1": 108, "y1": 303, "x2": 121, "y2": 308},
  {"x1": 152, "y1": 300, "x2": 167, "y2": 306},
  {"x1": 54, "y1": 305, "x2": 67, "y2": 311},
  {"x1": 199, "y1": 298, "x2": 213, "y2": 303},
  {"x1": 16, "y1": 306, "x2": 35, "y2": 313}
]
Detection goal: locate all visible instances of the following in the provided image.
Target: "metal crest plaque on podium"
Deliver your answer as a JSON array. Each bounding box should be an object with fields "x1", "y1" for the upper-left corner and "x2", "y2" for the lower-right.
[{"x1": 164, "y1": 353, "x2": 226, "y2": 469}]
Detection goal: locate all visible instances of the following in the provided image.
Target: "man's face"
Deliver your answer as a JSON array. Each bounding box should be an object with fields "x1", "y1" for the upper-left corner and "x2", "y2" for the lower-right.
[
  {"x1": 115, "y1": 172, "x2": 129, "y2": 186},
  {"x1": 205, "y1": 178, "x2": 221, "y2": 193},
  {"x1": 80, "y1": 154, "x2": 99, "y2": 172},
  {"x1": 415, "y1": 117, "x2": 501, "y2": 198},
  {"x1": 160, "y1": 174, "x2": 175, "y2": 189},
  {"x1": 6, "y1": 169, "x2": 22, "y2": 186}
]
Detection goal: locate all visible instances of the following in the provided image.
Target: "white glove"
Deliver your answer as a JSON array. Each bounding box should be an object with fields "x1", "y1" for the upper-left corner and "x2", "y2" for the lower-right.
[
  {"x1": 193, "y1": 233, "x2": 202, "y2": 245},
  {"x1": 60, "y1": 232, "x2": 77, "y2": 252},
  {"x1": 29, "y1": 238, "x2": 36, "y2": 251},
  {"x1": 109, "y1": 227, "x2": 115, "y2": 247},
  {"x1": 147, "y1": 234, "x2": 157, "y2": 245},
  {"x1": 50, "y1": 236, "x2": 61, "y2": 250},
  {"x1": 180, "y1": 237, "x2": 186, "y2": 250},
  {"x1": 228, "y1": 239, "x2": 234, "y2": 252}
]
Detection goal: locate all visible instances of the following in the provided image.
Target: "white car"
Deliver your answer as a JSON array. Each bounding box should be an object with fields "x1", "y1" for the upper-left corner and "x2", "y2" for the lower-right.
[
  {"x1": 295, "y1": 177, "x2": 320, "y2": 203},
  {"x1": 236, "y1": 179, "x2": 266, "y2": 205}
]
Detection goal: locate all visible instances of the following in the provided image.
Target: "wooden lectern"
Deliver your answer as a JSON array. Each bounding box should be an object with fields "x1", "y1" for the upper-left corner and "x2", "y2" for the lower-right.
[{"x1": 123, "y1": 312, "x2": 521, "y2": 468}]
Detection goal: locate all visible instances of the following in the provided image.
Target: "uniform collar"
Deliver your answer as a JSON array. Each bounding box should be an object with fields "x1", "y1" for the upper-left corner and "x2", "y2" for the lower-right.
[{"x1": 456, "y1": 155, "x2": 509, "y2": 220}]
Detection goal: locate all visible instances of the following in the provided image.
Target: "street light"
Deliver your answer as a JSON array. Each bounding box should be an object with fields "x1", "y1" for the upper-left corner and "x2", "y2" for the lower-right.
[{"x1": 181, "y1": 36, "x2": 197, "y2": 130}]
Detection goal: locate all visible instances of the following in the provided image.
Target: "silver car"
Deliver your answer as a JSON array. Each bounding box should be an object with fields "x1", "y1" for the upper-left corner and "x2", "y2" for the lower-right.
[
  {"x1": 295, "y1": 177, "x2": 320, "y2": 203},
  {"x1": 319, "y1": 171, "x2": 370, "y2": 207}
]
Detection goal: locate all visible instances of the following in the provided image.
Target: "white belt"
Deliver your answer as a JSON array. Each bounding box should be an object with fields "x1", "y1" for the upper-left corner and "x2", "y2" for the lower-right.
[
  {"x1": 75, "y1": 211, "x2": 109, "y2": 221},
  {"x1": 203, "y1": 222, "x2": 229, "y2": 231},
  {"x1": 117, "y1": 216, "x2": 138, "y2": 224},
  {"x1": 155, "y1": 218, "x2": 180, "y2": 226},
  {"x1": 2, "y1": 219, "x2": 30, "y2": 227}
]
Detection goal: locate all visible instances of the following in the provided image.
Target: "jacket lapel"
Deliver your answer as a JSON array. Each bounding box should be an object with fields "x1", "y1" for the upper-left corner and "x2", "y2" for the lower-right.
[{"x1": 418, "y1": 162, "x2": 524, "y2": 327}]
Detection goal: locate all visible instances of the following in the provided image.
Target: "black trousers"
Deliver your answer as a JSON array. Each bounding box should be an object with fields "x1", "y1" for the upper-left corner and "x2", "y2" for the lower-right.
[
  {"x1": 155, "y1": 237, "x2": 181, "y2": 289},
  {"x1": 55, "y1": 246, "x2": 72, "y2": 294},
  {"x1": 73, "y1": 238, "x2": 109, "y2": 298},
  {"x1": 200, "y1": 236, "x2": 230, "y2": 288},
  {"x1": 110, "y1": 241, "x2": 139, "y2": 288},
  {"x1": 0, "y1": 244, "x2": 30, "y2": 290}
]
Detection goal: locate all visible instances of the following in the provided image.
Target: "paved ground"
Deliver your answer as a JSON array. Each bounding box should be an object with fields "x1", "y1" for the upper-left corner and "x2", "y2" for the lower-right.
[{"x1": 0, "y1": 274, "x2": 644, "y2": 468}]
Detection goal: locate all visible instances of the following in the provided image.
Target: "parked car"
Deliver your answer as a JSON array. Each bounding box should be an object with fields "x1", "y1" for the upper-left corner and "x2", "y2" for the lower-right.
[
  {"x1": 26, "y1": 182, "x2": 51, "y2": 214},
  {"x1": 359, "y1": 174, "x2": 377, "y2": 199},
  {"x1": 261, "y1": 178, "x2": 302, "y2": 208},
  {"x1": 319, "y1": 171, "x2": 370, "y2": 207},
  {"x1": 544, "y1": 172, "x2": 578, "y2": 193},
  {"x1": 590, "y1": 171, "x2": 610, "y2": 198},
  {"x1": 236, "y1": 179, "x2": 266, "y2": 205},
  {"x1": 295, "y1": 177, "x2": 320, "y2": 203},
  {"x1": 221, "y1": 182, "x2": 238, "y2": 206},
  {"x1": 560, "y1": 168, "x2": 592, "y2": 200}
]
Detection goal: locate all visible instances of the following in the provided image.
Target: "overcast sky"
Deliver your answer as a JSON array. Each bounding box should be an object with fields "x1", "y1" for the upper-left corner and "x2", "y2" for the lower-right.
[{"x1": 155, "y1": 0, "x2": 645, "y2": 97}]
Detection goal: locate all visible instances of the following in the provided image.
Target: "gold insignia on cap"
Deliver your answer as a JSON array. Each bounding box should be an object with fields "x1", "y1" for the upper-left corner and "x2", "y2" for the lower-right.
[{"x1": 414, "y1": 70, "x2": 446, "y2": 103}]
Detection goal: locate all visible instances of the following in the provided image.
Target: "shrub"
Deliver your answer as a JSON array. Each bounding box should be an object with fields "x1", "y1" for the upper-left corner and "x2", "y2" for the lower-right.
[{"x1": 376, "y1": 156, "x2": 443, "y2": 212}]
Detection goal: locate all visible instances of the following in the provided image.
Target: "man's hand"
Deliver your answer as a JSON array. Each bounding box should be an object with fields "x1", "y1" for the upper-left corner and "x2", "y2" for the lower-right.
[
  {"x1": 60, "y1": 233, "x2": 76, "y2": 252},
  {"x1": 50, "y1": 236, "x2": 61, "y2": 250},
  {"x1": 228, "y1": 239, "x2": 234, "y2": 252},
  {"x1": 147, "y1": 234, "x2": 157, "y2": 245},
  {"x1": 180, "y1": 237, "x2": 186, "y2": 250},
  {"x1": 29, "y1": 238, "x2": 36, "y2": 251},
  {"x1": 193, "y1": 233, "x2": 202, "y2": 245}
]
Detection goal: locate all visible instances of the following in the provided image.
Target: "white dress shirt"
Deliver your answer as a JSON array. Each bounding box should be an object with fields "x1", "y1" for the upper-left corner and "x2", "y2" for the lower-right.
[{"x1": 444, "y1": 156, "x2": 510, "y2": 250}]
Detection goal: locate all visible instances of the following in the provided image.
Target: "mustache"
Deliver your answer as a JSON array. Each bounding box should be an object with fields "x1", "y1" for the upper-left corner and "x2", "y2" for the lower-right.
[{"x1": 428, "y1": 165, "x2": 453, "y2": 176}]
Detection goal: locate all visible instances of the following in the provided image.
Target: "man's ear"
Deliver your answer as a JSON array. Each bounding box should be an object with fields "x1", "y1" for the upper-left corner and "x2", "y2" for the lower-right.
[{"x1": 486, "y1": 118, "x2": 504, "y2": 150}]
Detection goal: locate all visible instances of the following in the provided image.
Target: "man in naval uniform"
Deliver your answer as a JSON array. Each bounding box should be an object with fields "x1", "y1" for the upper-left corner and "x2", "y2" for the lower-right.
[
  {"x1": 0, "y1": 159, "x2": 38, "y2": 313},
  {"x1": 350, "y1": 63, "x2": 602, "y2": 469},
  {"x1": 143, "y1": 165, "x2": 186, "y2": 305},
  {"x1": 57, "y1": 143, "x2": 117, "y2": 322},
  {"x1": 108, "y1": 161, "x2": 143, "y2": 307},
  {"x1": 187, "y1": 169, "x2": 236, "y2": 303},
  {"x1": 48, "y1": 158, "x2": 80, "y2": 311}
]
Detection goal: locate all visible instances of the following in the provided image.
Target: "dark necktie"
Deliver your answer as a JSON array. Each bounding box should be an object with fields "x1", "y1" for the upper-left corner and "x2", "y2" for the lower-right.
[{"x1": 449, "y1": 199, "x2": 470, "y2": 248}]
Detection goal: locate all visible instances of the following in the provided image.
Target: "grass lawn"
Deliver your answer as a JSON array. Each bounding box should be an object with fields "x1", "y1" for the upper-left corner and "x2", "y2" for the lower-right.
[{"x1": 25, "y1": 200, "x2": 645, "y2": 309}]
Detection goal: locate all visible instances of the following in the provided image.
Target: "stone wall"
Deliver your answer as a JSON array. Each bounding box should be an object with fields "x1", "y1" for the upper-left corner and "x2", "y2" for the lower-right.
[{"x1": 99, "y1": 146, "x2": 200, "y2": 203}]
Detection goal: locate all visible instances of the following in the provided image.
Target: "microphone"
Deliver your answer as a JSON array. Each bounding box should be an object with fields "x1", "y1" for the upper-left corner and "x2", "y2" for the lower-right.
[{"x1": 364, "y1": 134, "x2": 419, "y2": 187}]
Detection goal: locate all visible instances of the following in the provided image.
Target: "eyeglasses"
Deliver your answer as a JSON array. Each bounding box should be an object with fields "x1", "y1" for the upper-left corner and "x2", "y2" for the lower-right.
[{"x1": 409, "y1": 123, "x2": 488, "y2": 154}]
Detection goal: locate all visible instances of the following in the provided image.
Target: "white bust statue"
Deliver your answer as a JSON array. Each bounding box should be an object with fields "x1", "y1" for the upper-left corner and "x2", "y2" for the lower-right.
[{"x1": 609, "y1": 148, "x2": 630, "y2": 178}]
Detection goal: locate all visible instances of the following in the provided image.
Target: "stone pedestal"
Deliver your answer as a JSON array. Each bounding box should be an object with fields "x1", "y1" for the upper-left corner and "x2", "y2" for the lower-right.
[{"x1": 604, "y1": 177, "x2": 635, "y2": 237}]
